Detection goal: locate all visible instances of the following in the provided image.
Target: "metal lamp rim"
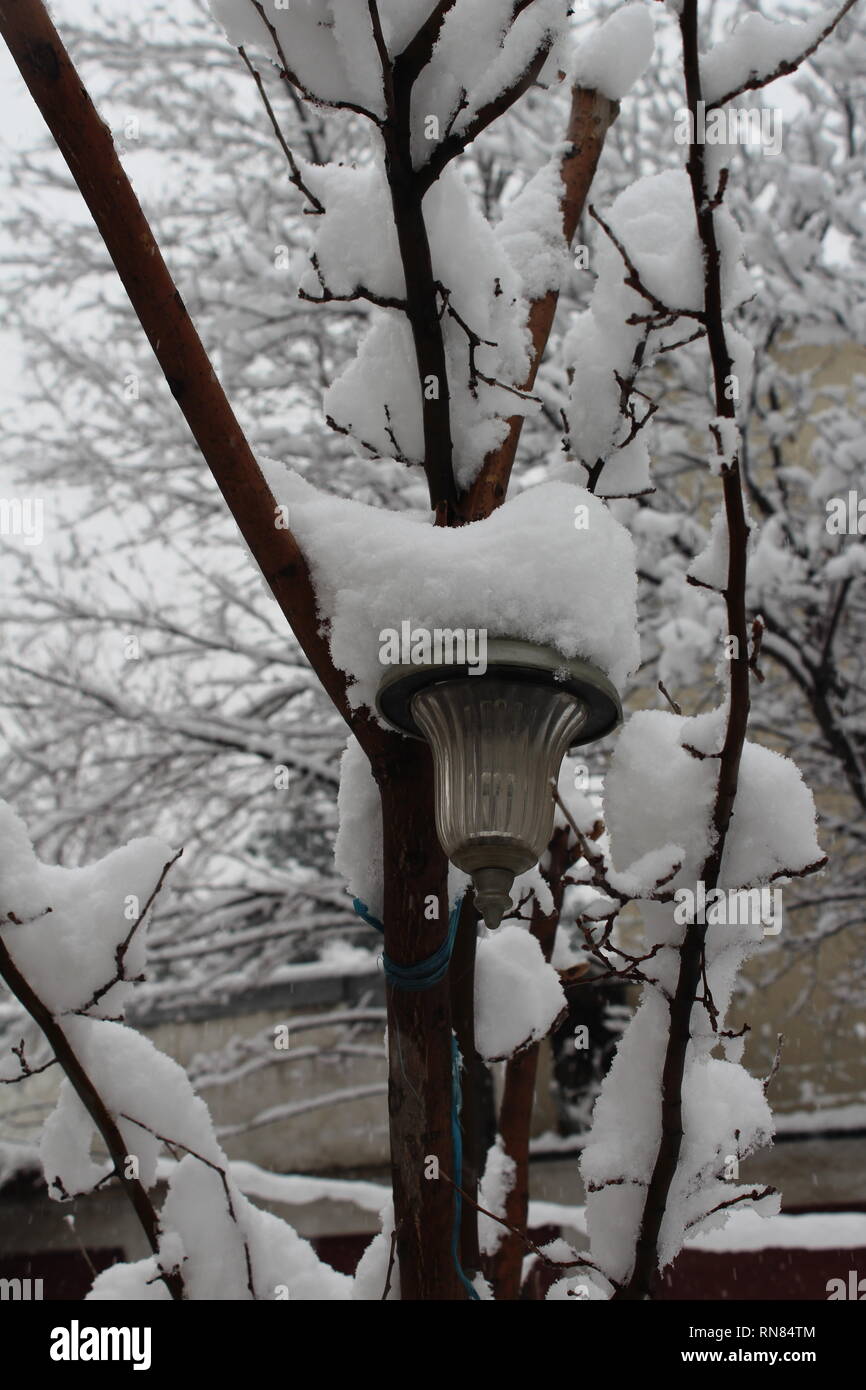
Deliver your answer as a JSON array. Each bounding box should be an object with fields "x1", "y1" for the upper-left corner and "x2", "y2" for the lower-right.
[{"x1": 375, "y1": 637, "x2": 622, "y2": 748}]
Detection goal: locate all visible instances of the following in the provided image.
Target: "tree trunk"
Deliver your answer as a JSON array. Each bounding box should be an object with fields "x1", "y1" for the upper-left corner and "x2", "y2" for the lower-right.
[
  {"x1": 450, "y1": 893, "x2": 483, "y2": 1276},
  {"x1": 488, "y1": 826, "x2": 570, "y2": 1299},
  {"x1": 374, "y1": 734, "x2": 467, "y2": 1300}
]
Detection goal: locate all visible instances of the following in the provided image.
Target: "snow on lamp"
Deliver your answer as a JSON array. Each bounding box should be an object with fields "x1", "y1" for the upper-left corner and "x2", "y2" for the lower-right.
[{"x1": 375, "y1": 638, "x2": 621, "y2": 931}]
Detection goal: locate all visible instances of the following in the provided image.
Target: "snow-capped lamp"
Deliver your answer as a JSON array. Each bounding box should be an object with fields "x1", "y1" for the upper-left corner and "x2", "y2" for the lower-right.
[{"x1": 375, "y1": 638, "x2": 621, "y2": 931}]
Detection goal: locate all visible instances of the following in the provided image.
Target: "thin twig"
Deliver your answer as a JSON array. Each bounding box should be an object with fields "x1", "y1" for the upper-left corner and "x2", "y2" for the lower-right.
[
  {"x1": 438, "y1": 1167, "x2": 619, "y2": 1291},
  {"x1": 76, "y1": 850, "x2": 182, "y2": 1014},
  {"x1": 658, "y1": 681, "x2": 682, "y2": 715},
  {"x1": 0, "y1": 934, "x2": 184, "y2": 1300},
  {"x1": 238, "y1": 46, "x2": 325, "y2": 214},
  {"x1": 710, "y1": 0, "x2": 859, "y2": 108},
  {"x1": 120, "y1": 1114, "x2": 256, "y2": 1299}
]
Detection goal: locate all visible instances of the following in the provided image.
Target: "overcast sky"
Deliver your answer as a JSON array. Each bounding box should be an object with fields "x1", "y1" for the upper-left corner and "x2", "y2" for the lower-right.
[{"x1": 0, "y1": 0, "x2": 137, "y2": 411}]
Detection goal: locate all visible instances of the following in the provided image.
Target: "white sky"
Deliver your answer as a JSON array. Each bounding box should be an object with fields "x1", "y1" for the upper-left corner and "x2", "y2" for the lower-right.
[{"x1": 0, "y1": 0, "x2": 149, "y2": 413}]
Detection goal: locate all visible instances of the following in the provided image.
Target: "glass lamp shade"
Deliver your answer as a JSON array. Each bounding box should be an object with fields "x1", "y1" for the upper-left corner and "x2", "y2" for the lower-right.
[{"x1": 375, "y1": 639, "x2": 621, "y2": 930}]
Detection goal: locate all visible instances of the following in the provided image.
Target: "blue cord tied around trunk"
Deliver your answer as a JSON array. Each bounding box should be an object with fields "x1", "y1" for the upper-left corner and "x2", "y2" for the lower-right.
[
  {"x1": 352, "y1": 893, "x2": 461, "y2": 992},
  {"x1": 352, "y1": 892, "x2": 481, "y2": 1299}
]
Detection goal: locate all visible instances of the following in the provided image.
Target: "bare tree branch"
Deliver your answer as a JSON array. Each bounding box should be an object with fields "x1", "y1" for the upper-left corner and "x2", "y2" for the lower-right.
[
  {"x1": 710, "y1": 0, "x2": 860, "y2": 109},
  {"x1": 248, "y1": 0, "x2": 382, "y2": 124},
  {"x1": 457, "y1": 88, "x2": 619, "y2": 521},
  {"x1": 238, "y1": 46, "x2": 325, "y2": 214},
  {"x1": 0, "y1": 930, "x2": 184, "y2": 1300}
]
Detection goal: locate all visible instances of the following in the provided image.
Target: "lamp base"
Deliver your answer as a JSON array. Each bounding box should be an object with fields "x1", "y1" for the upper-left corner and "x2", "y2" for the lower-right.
[
  {"x1": 454, "y1": 838, "x2": 535, "y2": 932},
  {"x1": 470, "y1": 866, "x2": 517, "y2": 932}
]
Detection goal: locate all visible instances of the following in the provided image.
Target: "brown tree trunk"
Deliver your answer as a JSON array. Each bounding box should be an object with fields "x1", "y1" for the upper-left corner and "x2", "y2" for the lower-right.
[
  {"x1": 373, "y1": 734, "x2": 467, "y2": 1300},
  {"x1": 488, "y1": 826, "x2": 571, "y2": 1299},
  {"x1": 450, "y1": 892, "x2": 483, "y2": 1275}
]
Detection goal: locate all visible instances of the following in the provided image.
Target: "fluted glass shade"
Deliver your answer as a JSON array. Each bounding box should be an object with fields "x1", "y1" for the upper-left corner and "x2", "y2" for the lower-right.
[
  {"x1": 411, "y1": 679, "x2": 587, "y2": 929},
  {"x1": 374, "y1": 638, "x2": 621, "y2": 930}
]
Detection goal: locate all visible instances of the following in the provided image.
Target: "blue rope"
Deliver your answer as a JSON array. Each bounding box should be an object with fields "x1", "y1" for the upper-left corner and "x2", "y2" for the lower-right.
[
  {"x1": 352, "y1": 894, "x2": 462, "y2": 992},
  {"x1": 352, "y1": 897, "x2": 385, "y2": 933},
  {"x1": 450, "y1": 1034, "x2": 481, "y2": 1301},
  {"x1": 352, "y1": 892, "x2": 479, "y2": 1298}
]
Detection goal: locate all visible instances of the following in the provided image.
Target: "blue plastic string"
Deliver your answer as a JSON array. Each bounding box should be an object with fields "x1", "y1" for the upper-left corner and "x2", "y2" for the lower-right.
[
  {"x1": 450, "y1": 1034, "x2": 481, "y2": 1301},
  {"x1": 352, "y1": 893, "x2": 462, "y2": 992},
  {"x1": 352, "y1": 897, "x2": 384, "y2": 933},
  {"x1": 352, "y1": 892, "x2": 479, "y2": 1298}
]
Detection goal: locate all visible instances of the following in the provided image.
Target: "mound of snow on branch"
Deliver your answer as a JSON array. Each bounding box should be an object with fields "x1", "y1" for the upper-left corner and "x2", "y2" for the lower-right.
[
  {"x1": 262, "y1": 467, "x2": 639, "y2": 711},
  {"x1": 701, "y1": 9, "x2": 843, "y2": 105},
  {"x1": 565, "y1": 169, "x2": 751, "y2": 496},
  {"x1": 335, "y1": 736, "x2": 383, "y2": 920},
  {"x1": 0, "y1": 800, "x2": 172, "y2": 1019},
  {"x1": 570, "y1": 1, "x2": 655, "y2": 100},
  {"x1": 577, "y1": 708, "x2": 822, "y2": 1285},
  {"x1": 0, "y1": 800, "x2": 354, "y2": 1300},
  {"x1": 475, "y1": 924, "x2": 566, "y2": 1061}
]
